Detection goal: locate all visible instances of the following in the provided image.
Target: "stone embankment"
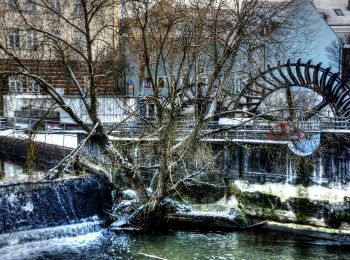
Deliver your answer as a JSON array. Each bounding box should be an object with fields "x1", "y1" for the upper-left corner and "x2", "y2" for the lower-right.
[{"x1": 227, "y1": 181, "x2": 350, "y2": 243}]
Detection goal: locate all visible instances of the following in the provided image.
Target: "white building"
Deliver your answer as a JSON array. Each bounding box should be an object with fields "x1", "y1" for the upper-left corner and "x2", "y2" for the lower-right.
[{"x1": 313, "y1": 0, "x2": 350, "y2": 42}]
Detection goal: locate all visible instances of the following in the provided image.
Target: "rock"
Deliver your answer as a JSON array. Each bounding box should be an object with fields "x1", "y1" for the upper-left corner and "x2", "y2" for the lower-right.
[
  {"x1": 110, "y1": 216, "x2": 131, "y2": 229},
  {"x1": 164, "y1": 210, "x2": 261, "y2": 231},
  {"x1": 344, "y1": 197, "x2": 350, "y2": 204},
  {"x1": 174, "y1": 181, "x2": 226, "y2": 204},
  {"x1": 160, "y1": 198, "x2": 192, "y2": 213}
]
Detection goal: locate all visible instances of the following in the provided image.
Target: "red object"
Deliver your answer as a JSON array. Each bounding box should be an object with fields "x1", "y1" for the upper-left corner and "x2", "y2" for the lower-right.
[
  {"x1": 269, "y1": 121, "x2": 303, "y2": 142},
  {"x1": 290, "y1": 128, "x2": 303, "y2": 143}
]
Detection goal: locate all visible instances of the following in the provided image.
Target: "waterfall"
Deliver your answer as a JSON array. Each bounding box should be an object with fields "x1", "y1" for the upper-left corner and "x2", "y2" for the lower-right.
[
  {"x1": 0, "y1": 219, "x2": 104, "y2": 260},
  {"x1": 0, "y1": 177, "x2": 112, "y2": 234}
]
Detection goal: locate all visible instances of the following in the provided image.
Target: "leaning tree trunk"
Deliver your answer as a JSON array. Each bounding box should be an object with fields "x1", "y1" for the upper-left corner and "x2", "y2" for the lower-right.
[{"x1": 95, "y1": 131, "x2": 150, "y2": 204}]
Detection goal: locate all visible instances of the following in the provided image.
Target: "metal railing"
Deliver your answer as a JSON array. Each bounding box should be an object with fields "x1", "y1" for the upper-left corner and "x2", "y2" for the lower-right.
[{"x1": 1, "y1": 116, "x2": 350, "y2": 145}]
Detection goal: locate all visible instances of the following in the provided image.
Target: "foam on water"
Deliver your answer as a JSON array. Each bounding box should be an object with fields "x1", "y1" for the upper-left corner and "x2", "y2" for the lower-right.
[
  {"x1": 0, "y1": 231, "x2": 103, "y2": 260},
  {"x1": 0, "y1": 216, "x2": 103, "y2": 247}
]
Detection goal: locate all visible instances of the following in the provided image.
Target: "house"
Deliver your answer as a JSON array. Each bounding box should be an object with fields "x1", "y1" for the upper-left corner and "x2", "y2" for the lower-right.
[
  {"x1": 0, "y1": 0, "x2": 342, "y2": 128},
  {"x1": 0, "y1": 0, "x2": 135, "y2": 128},
  {"x1": 120, "y1": 0, "x2": 339, "y2": 119},
  {"x1": 313, "y1": 0, "x2": 350, "y2": 82}
]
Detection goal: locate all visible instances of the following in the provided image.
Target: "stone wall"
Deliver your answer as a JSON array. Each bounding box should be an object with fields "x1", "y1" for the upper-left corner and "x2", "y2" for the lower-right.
[{"x1": 216, "y1": 134, "x2": 350, "y2": 237}]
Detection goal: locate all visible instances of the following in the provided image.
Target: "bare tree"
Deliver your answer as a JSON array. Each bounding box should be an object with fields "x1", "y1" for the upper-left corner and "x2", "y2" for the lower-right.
[
  {"x1": 0, "y1": 0, "x2": 312, "y2": 226},
  {"x1": 325, "y1": 39, "x2": 343, "y2": 72}
]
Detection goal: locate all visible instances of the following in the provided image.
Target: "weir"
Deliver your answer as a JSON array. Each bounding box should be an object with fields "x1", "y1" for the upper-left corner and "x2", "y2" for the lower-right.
[
  {"x1": 0, "y1": 176, "x2": 112, "y2": 234},
  {"x1": 1, "y1": 121, "x2": 350, "y2": 241},
  {"x1": 0, "y1": 135, "x2": 112, "y2": 235}
]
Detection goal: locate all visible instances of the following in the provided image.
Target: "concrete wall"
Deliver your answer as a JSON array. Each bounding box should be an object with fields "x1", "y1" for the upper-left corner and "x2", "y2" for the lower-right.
[{"x1": 221, "y1": 134, "x2": 350, "y2": 234}]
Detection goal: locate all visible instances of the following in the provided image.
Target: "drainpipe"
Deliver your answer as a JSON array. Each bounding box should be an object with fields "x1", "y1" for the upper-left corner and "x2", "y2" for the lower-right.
[{"x1": 348, "y1": 0, "x2": 350, "y2": 11}]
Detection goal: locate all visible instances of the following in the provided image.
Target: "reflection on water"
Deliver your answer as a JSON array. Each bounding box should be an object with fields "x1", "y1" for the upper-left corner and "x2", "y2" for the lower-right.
[{"x1": 0, "y1": 223, "x2": 349, "y2": 260}]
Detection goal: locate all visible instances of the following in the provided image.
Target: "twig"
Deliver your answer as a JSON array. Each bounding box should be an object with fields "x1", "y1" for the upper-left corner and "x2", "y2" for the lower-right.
[{"x1": 138, "y1": 252, "x2": 167, "y2": 260}]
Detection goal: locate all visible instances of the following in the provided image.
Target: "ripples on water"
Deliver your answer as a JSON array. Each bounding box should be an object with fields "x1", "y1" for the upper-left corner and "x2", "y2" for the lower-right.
[{"x1": 1, "y1": 222, "x2": 350, "y2": 260}]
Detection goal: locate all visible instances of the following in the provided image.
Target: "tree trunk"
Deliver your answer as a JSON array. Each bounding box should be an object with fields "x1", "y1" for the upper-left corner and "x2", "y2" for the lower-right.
[{"x1": 96, "y1": 131, "x2": 150, "y2": 204}]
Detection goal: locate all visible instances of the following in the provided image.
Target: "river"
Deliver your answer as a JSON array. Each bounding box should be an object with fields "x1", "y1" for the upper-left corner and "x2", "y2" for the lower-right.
[
  {"x1": 0, "y1": 222, "x2": 350, "y2": 260},
  {"x1": 0, "y1": 159, "x2": 350, "y2": 259}
]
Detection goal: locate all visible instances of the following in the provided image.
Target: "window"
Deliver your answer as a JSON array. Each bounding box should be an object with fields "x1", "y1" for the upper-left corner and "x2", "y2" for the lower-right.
[
  {"x1": 50, "y1": 0, "x2": 61, "y2": 13},
  {"x1": 148, "y1": 104, "x2": 155, "y2": 118},
  {"x1": 25, "y1": 0, "x2": 37, "y2": 11},
  {"x1": 74, "y1": 0, "x2": 84, "y2": 16},
  {"x1": 8, "y1": 0, "x2": 19, "y2": 11},
  {"x1": 138, "y1": 103, "x2": 155, "y2": 118},
  {"x1": 73, "y1": 30, "x2": 86, "y2": 49},
  {"x1": 9, "y1": 75, "x2": 23, "y2": 92},
  {"x1": 334, "y1": 9, "x2": 344, "y2": 16},
  {"x1": 157, "y1": 76, "x2": 166, "y2": 88},
  {"x1": 144, "y1": 77, "x2": 152, "y2": 88},
  {"x1": 138, "y1": 103, "x2": 146, "y2": 116},
  {"x1": 27, "y1": 30, "x2": 37, "y2": 49},
  {"x1": 9, "y1": 28, "x2": 20, "y2": 49},
  {"x1": 27, "y1": 79, "x2": 40, "y2": 93}
]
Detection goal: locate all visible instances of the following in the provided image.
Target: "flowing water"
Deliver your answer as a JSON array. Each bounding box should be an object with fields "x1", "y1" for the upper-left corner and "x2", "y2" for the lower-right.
[
  {"x1": 0, "y1": 223, "x2": 350, "y2": 260},
  {"x1": 1, "y1": 160, "x2": 350, "y2": 259}
]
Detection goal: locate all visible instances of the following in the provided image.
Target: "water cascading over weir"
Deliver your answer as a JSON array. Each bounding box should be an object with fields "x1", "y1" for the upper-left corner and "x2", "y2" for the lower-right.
[{"x1": 0, "y1": 136, "x2": 112, "y2": 235}]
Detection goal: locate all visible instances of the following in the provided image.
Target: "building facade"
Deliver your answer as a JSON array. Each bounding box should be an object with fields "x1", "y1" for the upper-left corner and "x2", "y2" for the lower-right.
[
  {"x1": 313, "y1": 0, "x2": 350, "y2": 82},
  {"x1": 0, "y1": 0, "x2": 132, "y2": 126}
]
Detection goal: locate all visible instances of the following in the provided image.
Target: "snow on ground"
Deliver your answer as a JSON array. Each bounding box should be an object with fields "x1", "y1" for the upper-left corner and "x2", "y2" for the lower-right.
[
  {"x1": 234, "y1": 180, "x2": 350, "y2": 204},
  {"x1": 0, "y1": 129, "x2": 77, "y2": 149}
]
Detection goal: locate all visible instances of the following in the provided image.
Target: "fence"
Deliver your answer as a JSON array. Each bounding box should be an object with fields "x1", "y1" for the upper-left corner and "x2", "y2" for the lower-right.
[{"x1": 1, "y1": 116, "x2": 350, "y2": 146}]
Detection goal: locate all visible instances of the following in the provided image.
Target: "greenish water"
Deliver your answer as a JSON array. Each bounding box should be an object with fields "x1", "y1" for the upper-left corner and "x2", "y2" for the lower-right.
[
  {"x1": 1, "y1": 160, "x2": 349, "y2": 259},
  {"x1": 1, "y1": 225, "x2": 349, "y2": 260}
]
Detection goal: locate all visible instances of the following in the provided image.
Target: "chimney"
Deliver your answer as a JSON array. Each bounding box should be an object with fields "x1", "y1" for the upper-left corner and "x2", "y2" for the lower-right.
[{"x1": 348, "y1": 0, "x2": 350, "y2": 11}]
